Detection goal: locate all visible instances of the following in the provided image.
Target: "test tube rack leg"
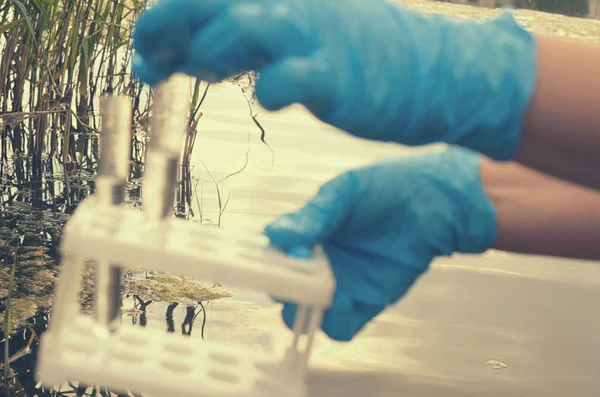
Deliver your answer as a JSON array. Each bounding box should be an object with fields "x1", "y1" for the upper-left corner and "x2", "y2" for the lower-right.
[{"x1": 35, "y1": 194, "x2": 335, "y2": 397}]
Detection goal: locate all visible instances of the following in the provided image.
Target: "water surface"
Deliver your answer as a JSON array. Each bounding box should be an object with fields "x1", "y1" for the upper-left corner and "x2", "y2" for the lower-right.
[{"x1": 2, "y1": 81, "x2": 600, "y2": 397}]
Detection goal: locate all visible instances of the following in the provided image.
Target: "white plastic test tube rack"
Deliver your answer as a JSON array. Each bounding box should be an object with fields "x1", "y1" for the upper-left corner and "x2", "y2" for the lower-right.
[{"x1": 35, "y1": 74, "x2": 336, "y2": 397}]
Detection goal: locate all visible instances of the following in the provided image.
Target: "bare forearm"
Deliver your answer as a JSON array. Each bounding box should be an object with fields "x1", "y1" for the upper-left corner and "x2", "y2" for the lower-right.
[
  {"x1": 480, "y1": 157, "x2": 600, "y2": 261},
  {"x1": 516, "y1": 35, "x2": 600, "y2": 189}
]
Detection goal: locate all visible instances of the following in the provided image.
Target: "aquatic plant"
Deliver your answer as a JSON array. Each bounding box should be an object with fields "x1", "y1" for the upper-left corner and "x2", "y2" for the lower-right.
[{"x1": 0, "y1": 0, "x2": 262, "y2": 220}]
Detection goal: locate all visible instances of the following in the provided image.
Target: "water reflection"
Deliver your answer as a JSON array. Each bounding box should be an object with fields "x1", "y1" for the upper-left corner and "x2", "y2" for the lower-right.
[
  {"x1": 0, "y1": 119, "x2": 239, "y2": 396},
  {"x1": 2, "y1": 16, "x2": 600, "y2": 393},
  {"x1": 2, "y1": 81, "x2": 600, "y2": 397}
]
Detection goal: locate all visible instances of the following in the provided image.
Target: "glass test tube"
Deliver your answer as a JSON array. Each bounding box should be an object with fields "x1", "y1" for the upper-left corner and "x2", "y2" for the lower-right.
[
  {"x1": 95, "y1": 95, "x2": 132, "y2": 331},
  {"x1": 142, "y1": 73, "x2": 190, "y2": 221}
]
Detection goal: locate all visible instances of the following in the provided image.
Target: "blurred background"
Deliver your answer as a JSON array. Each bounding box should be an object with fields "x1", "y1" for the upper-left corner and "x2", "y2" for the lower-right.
[{"x1": 0, "y1": 0, "x2": 599, "y2": 396}]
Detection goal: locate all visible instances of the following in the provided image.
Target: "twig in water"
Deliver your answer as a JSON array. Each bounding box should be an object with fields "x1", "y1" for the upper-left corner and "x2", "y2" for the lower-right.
[
  {"x1": 222, "y1": 148, "x2": 250, "y2": 183},
  {"x1": 243, "y1": 95, "x2": 275, "y2": 169},
  {"x1": 199, "y1": 161, "x2": 225, "y2": 227},
  {"x1": 191, "y1": 301, "x2": 207, "y2": 340}
]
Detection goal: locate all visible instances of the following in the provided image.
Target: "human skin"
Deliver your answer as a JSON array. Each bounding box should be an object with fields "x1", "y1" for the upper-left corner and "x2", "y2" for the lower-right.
[
  {"x1": 480, "y1": 156, "x2": 600, "y2": 261},
  {"x1": 516, "y1": 35, "x2": 600, "y2": 190}
]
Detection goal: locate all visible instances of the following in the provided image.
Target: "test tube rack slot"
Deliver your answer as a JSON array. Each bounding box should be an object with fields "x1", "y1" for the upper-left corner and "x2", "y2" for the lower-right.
[{"x1": 35, "y1": 74, "x2": 335, "y2": 397}]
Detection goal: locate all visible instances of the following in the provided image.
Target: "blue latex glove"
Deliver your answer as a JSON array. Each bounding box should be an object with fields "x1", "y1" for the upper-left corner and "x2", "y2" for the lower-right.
[
  {"x1": 132, "y1": 0, "x2": 537, "y2": 160},
  {"x1": 262, "y1": 147, "x2": 497, "y2": 341}
]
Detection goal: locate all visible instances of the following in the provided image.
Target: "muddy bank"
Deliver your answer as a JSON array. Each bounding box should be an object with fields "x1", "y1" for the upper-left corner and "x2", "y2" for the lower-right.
[
  {"x1": 399, "y1": 0, "x2": 600, "y2": 42},
  {"x1": 0, "y1": 200, "x2": 233, "y2": 333}
]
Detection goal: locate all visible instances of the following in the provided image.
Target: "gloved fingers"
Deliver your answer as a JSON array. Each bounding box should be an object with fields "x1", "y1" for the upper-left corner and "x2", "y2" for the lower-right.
[
  {"x1": 131, "y1": 43, "x2": 185, "y2": 85},
  {"x1": 321, "y1": 299, "x2": 385, "y2": 342},
  {"x1": 133, "y1": 0, "x2": 247, "y2": 83},
  {"x1": 183, "y1": 7, "x2": 256, "y2": 82},
  {"x1": 263, "y1": 173, "x2": 357, "y2": 254},
  {"x1": 280, "y1": 299, "x2": 385, "y2": 342},
  {"x1": 271, "y1": 296, "x2": 288, "y2": 305},
  {"x1": 268, "y1": 245, "x2": 315, "y2": 304},
  {"x1": 255, "y1": 49, "x2": 336, "y2": 113},
  {"x1": 134, "y1": 0, "x2": 236, "y2": 55},
  {"x1": 280, "y1": 302, "x2": 303, "y2": 331},
  {"x1": 132, "y1": 54, "x2": 169, "y2": 86},
  {"x1": 184, "y1": 1, "x2": 314, "y2": 83}
]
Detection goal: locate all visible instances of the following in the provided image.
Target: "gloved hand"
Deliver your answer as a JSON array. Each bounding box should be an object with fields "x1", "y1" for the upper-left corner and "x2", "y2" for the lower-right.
[
  {"x1": 263, "y1": 147, "x2": 497, "y2": 341},
  {"x1": 132, "y1": 0, "x2": 537, "y2": 161}
]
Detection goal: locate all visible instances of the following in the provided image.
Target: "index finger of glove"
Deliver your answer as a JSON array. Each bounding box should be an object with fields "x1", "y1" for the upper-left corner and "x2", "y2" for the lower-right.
[
  {"x1": 133, "y1": 0, "x2": 248, "y2": 74},
  {"x1": 263, "y1": 172, "x2": 358, "y2": 254},
  {"x1": 184, "y1": 1, "x2": 315, "y2": 82}
]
